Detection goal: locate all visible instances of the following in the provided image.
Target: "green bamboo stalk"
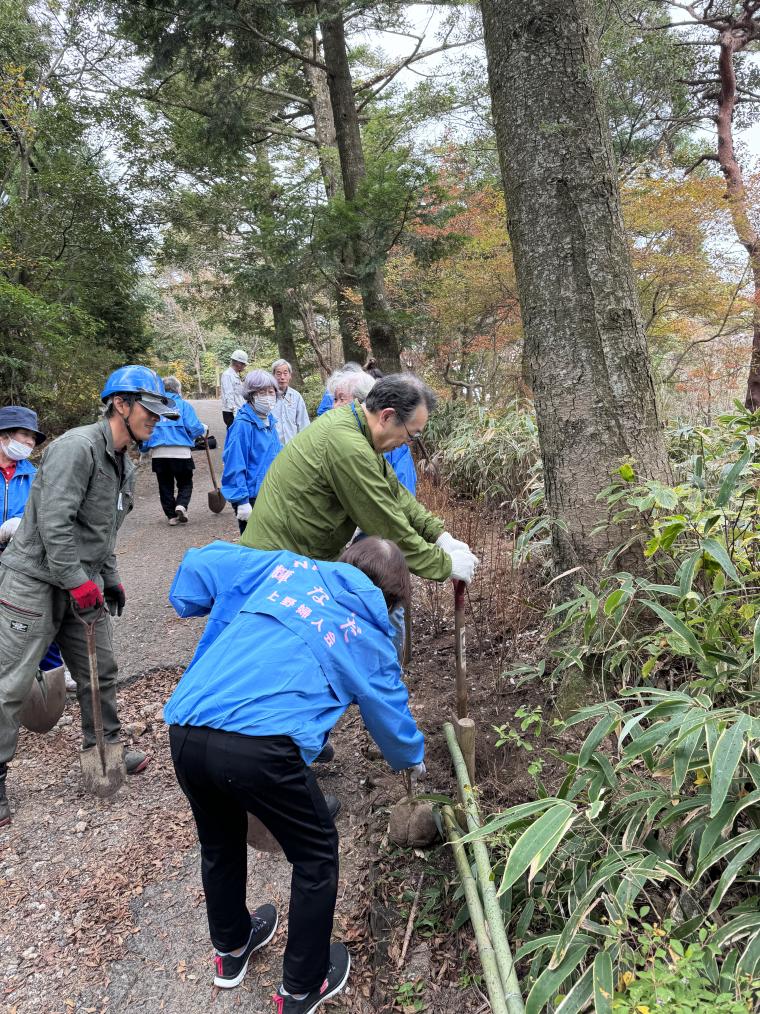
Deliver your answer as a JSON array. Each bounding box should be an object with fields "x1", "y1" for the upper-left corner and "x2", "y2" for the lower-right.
[
  {"x1": 444, "y1": 722, "x2": 526, "y2": 1014},
  {"x1": 442, "y1": 806, "x2": 509, "y2": 1014}
]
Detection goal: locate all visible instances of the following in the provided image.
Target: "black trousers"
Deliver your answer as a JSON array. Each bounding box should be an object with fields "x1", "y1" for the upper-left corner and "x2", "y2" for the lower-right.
[
  {"x1": 222, "y1": 410, "x2": 235, "y2": 429},
  {"x1": 152, "y1": 458, "x2": 195, "y2": 518},
  {"x1": 169, "y1": 725, "x2": 339, "y2": 994}
]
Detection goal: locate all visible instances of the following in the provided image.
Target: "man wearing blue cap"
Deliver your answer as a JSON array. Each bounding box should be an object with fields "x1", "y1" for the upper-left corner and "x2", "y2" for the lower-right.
[{"x1": 0, "y1": 368, "x2": 177, "y2": 826}]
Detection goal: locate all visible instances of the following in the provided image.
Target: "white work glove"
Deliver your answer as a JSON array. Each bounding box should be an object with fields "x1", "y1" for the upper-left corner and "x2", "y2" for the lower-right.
[
  {"x1": 448, "y1": 548, "x2": 479, "y2": 584},
  {"x1": 236, "y1": 503, "x2": 253, "y2": 522},
  {"x1": 0, "y1": 517, "x2": 21, "y2": 544},
  {"x1": 436, "y1": 531, "x2": 471, "y2": 555},
  {"x1": 407, "y1": 762, "x2": 427, "y2": 783}
]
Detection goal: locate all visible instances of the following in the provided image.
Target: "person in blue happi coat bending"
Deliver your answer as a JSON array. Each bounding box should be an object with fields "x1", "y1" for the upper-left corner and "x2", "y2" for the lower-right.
[
  {"x1": 221, "y1": 369, "x2": 281, "y2": 535},
  {"x1": 163, "y1": 536, "x2": 425, "y2": 1011}
]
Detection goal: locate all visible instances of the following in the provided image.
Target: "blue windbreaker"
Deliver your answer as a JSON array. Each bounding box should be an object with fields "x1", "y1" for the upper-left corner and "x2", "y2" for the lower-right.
[
  {"x1": 164, "y1": 542, "x2": 424, "y2": 768},
  {"x1": 385, "y1": 445, "x2": 417, "y2": 496},
  {"x1": 140, "y1": 395, "x2": 205, "y2": 451},
  {"x1": 220, "y1": 403, "x2": 281, "y2": 506},
  {"x1": 316, "y1": 390, "x2": 333, "y2": 416},
  {"x1": 1, "y1": 458, "x2": 36, "y2": 523}
]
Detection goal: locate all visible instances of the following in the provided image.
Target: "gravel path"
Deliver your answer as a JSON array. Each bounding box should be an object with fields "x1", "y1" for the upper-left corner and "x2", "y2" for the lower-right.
[{"x1": 113, "y1": 398, "x2": 237, "y2": 680}]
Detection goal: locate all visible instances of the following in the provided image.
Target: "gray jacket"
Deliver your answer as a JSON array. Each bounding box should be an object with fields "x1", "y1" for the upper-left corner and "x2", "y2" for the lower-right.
[{"x1": 1, "y1": 418, "x2": 135, "y2": 589}]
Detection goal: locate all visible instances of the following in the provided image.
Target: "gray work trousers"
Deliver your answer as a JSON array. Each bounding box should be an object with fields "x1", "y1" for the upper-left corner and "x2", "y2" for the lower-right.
[{"x1": 0, "y1": 568, "x2": 120, "y2": 765}]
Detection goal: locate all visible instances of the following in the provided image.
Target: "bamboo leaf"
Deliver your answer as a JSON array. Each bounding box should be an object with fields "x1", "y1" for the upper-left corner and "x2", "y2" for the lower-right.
[
  {"x1": 707, "y1": 834, "x2": 760, "y2": 915},
  {"x1": 460, "y1": 798, "x2": 560, "y2": 843},
  {"x1": 709, "y1": 715, "x2": 750, "y2": 817},
  {"x1": 554, "y1": 965, "x2": 593, "y2": 1014},
  {"x1": 700, "y1": 537, "x2": 742, "y2": 585},
  {"x1": 642, "y1": 600, "x2": 706, "y2": 660},
  {"x1": 736, "y1": 930, "x2": 760, "y2": 981},
  {"x1": 715, "y1": 449, "x2": 751, "y2": 508},
  {"x1": 498, "y1": 802, "x2": 576, "y2": 895},
  {"x1": 592, "y1": 950, "x2": 613, "y2": 1014},
  {"x1": 525, "y1": 942, "x2": 590, "y2": 1014},
  {"x1": 579, "y1": 714, "x2": 617, "y2": 767}
]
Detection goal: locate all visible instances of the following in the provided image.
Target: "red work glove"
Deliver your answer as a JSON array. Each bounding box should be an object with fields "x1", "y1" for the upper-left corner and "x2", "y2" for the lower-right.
[
  {"x1": 104, "y1": 583, "x2": 126, "y2": 617},
  {"x1": 69, "y1": 580, "x2": 104, "y2": 610}
]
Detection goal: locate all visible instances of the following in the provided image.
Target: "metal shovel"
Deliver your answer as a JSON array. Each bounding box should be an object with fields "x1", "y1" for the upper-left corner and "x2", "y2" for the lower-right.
[
  {"x1": 76, "y1": 607, "x2": 126, "y2": 797},
  {"x1": 204, "y1": 434, "x2": 226, "y2": 513}
]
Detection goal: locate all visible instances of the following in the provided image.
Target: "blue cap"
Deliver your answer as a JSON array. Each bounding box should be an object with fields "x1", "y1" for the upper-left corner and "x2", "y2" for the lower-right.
[{"x1": 0, "y1": 405, "x2": 46, "y2": 445}]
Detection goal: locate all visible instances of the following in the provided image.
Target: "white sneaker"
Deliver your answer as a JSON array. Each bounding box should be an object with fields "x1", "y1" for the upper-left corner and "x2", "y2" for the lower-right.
[
  {"x1": 64, "y1": 669, "x2": 76, "y2": 691},
  {"x1": 175, "y1": 506, "x2": 188, "y2": 524},
  {"x1": 168, "y1": 515, "x2": 179, "y2": 526}
]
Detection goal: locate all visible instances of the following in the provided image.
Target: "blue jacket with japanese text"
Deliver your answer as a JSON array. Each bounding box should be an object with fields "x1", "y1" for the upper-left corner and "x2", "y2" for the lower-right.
[
  {"x1": 220, "y1": 403, "x2": 281, "y2": 506},
  {"x1": 1, "y1": 458, "x2": 36, "y2": 523},
  {"x1": 163, "y1": 542, "x2": 424, "y2": 768},
  {"x1": 140, "y1": 395, "x2": 205, "y2": 450}
]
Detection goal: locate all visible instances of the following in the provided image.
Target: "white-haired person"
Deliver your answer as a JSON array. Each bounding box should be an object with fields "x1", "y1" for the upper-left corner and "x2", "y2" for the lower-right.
[
  {"x1": 221, "y1": 369, "x2": 282, "y2": 535},
  {"x1": 271, "y1": 359, "x2": 310, "y2": 446}
]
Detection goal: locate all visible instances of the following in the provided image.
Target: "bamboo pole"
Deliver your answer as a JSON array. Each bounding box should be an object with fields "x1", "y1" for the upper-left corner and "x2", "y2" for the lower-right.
[
  {"x1": 444, "y1": 723, "x2": 525, "y2": 1014},
  {"x1": 442, "y1": 807, "x2": 509, "y2": 1014}
]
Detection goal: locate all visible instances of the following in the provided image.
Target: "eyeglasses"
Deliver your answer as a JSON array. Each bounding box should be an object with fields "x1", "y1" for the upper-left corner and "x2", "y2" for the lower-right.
[{"x1": 399, "y1": 418, "x2": 422, "y2": 442}]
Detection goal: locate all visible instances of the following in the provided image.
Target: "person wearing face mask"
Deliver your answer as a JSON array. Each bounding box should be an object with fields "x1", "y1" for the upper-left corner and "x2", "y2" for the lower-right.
[
  {"x1": 221, "y1": 370, "x2": 282, "y2": 535},
  {"x1": 0, "y1": 367, "x2": 177, "y2": 826},
  {"x1": 241, "y1": 374, "x2": 478, "y2": 585},
  {"x1": 0, "y1": 405, "x2": 70, "y2": 699}
]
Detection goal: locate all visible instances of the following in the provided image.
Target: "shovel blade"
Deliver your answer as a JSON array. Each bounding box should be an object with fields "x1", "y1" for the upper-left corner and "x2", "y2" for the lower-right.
[
  {"x1": 79, "y1": 741, "x2": 127, "y2": 798},
  {"x1": 208, "y1": 489, "x2": 226, "y2": 514}
]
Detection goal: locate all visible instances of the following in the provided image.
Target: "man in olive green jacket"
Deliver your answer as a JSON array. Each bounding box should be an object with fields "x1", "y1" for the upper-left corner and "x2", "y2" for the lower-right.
[
  {"x1": 0, "y1": 366, "x2": 176, "y2": 826},
  {"x1": 241, "y1": 374, "x2": 478, "y2": 584}
]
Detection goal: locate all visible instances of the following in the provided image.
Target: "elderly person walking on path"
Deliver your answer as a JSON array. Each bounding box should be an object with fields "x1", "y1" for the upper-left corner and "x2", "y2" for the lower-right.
[
  {"x1": 271, "y1": 359, "x2": 310, "y2": 446},
  {"x1": 241, "y1": 373, "x2": 477, "y2": 583},
  {"x1": 221, "y1": 350, "x2": 248, "y2": 429},
  {"x1": 140, "y1": 376, "x2": 207, "y2": 525},
  {"x1": 221, "y1": 369, "x2": 282, "y2": 535}
]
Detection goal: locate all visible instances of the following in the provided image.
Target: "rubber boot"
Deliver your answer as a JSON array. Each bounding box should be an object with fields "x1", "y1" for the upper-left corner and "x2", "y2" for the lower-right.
[{"x1": 0, "y1": 763, "x2": 10, "y2": 827}]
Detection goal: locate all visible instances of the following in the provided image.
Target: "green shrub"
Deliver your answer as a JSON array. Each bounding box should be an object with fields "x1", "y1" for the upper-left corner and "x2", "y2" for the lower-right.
[
  {"x1": 424, "y1": 399, "x2": 541, "y2": 512},
  {"x1": 473, "y1": 410, "x2": 760, "y2": 1011}
]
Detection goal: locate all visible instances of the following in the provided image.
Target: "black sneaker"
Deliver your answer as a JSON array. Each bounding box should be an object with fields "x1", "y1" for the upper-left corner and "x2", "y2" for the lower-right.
[
  {"x1": 272, "y1": 943, "x2": 350, "y2": 1012},
  {"x1": 313, "y1": 741, "x2": 334, "y2": 764},
  {"x1": 214, "y1": 904, "x2": 278, "y2": 988}
]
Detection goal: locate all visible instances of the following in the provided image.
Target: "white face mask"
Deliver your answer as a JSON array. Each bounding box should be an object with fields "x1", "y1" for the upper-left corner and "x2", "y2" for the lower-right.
[
  {"x1": 2, "y1": 438, "x2": 33, "y2": 462},
  {"x1": 254, "y1": 395, "x2": 277, "y2": 417}
]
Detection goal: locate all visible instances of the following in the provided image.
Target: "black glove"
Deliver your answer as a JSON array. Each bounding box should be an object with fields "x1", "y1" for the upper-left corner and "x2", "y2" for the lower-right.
[{"x1": 104, "y1": 583, "x2": 126, "y2": 617}]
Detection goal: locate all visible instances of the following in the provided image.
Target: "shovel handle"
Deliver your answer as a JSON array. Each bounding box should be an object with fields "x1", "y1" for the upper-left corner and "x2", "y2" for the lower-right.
[
  {"x1": 73, "y1": 605, "x2": 107, "y2": 769},
  {"x1": 204, "y1": 432, "x2": 221, "y2": 492},
  {"x1": 453, "y1": 580, "x2": 468, "y2": 720}
]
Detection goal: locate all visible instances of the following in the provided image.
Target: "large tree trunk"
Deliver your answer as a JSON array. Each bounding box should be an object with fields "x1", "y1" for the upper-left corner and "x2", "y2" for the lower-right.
[
  {"x1": 317, "y1": 0, "x2": 401, "y2": 372},
  {"x1": 481, "y1": 0, "x2": 670, "y2": 578},
  {"x1": 710, "y1": 20, "x2": 760, "y2": 409},
  {"x1": 272, "y1": 300, "x2": 303, "y2": 385},
  {"x1": 302, "y1": 43, "x2": 367, "y2": 364}
]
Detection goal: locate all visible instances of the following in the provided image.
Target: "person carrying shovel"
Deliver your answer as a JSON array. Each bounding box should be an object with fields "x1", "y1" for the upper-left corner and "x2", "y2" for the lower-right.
[{"x1": 0, "y1": 366, "x2": 177, "y2": 826}]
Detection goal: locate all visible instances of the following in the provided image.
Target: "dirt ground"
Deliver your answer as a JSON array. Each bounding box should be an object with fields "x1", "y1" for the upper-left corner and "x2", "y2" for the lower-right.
[{"x1": 1, "y1": 400, "x2": 543, "y2": 1014}]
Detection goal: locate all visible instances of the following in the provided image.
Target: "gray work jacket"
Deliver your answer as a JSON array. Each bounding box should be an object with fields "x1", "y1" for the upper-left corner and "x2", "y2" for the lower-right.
[{"x1": 1, "y1": 418, "x2": 135, "y2": 589}]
